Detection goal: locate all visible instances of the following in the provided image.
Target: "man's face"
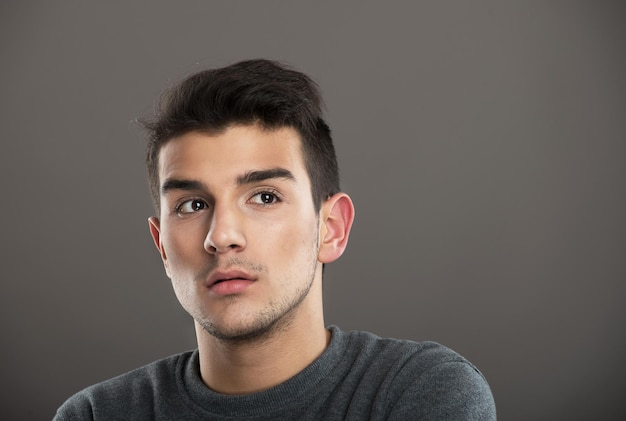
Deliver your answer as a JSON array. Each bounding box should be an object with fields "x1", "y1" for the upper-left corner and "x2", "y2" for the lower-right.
[{"x1": 149, "y1": 125, "x2": 323, "y2": 341}]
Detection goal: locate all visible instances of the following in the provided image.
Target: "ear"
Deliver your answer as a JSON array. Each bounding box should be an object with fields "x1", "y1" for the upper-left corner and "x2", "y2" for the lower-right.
[
  {"x1": 318, "y1": 193, "x2": 355, "y2": 264},
  {"x1": 148, "y1": 216, "x2": 170, "y2": 277}
]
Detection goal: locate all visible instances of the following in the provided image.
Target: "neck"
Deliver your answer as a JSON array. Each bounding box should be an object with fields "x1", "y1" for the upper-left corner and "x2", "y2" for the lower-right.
[{"x1": 194, "y1": 286, "x2": 330, "y2": 395}]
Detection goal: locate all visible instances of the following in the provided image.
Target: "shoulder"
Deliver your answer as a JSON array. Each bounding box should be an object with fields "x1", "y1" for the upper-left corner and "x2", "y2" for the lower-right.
[
  {"x1": 336, "y1": 328, "x2": 496, "y2": 420},
  {"x1": 53, "y1": 350, "x2": 195, "y2": 421},
  {"x1": 341, "y1": 328, "x2": 473, "y2": 377}
]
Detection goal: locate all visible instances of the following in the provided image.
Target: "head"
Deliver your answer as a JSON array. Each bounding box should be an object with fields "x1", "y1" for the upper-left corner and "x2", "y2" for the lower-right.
[
  {"x1": 141, "y1": 60, "x2": 354, "y2": 343},
  {"x1": 142, "y1": 59, "x2": 339, "y2": 215}
]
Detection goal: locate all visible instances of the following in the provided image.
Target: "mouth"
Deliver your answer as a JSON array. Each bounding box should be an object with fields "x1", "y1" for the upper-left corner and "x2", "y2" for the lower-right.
[
  {"x1": 206, "y1": 269, "x2": 256, "y2": 295},
  {"x1": 207, "y1": 269, "x2": 254, "y2": 286}
]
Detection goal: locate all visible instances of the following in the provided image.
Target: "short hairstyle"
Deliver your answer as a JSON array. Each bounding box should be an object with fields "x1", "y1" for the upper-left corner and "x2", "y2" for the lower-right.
[{"x1": 141, "y1": 59, "x2": 339, "y2": 214}]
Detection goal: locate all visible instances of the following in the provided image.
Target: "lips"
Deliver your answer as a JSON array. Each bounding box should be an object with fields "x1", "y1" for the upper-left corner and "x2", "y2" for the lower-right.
[
  {"x1": 207, "y1": 269, "x2": 254, "y2": 286},
  {"x1": 206, "y1": 269, "x2": 256, "y2": 295}
]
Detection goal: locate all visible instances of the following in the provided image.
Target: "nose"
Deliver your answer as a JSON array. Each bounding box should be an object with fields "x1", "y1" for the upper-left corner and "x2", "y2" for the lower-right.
[{"x1": 204, "y1": 203, "x2": 246, "y2": 255}]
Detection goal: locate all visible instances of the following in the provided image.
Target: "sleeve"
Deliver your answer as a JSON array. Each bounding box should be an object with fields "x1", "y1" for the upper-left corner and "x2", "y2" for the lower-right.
[
  {"x1": 386, "y1": 361, "x2": 497, "y2": 420},
  {"x1": 53, "y1": 392, "x2": 96, "y2": 421}
]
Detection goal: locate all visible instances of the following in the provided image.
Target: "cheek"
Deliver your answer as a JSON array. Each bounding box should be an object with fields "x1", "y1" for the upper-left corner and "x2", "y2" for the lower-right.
[
  {"x1": 163, "y1": 225, "x2": 206, "y2": 267},
  {"x1": 272, "y1": 215, "x2": 319, "y2": 259}
]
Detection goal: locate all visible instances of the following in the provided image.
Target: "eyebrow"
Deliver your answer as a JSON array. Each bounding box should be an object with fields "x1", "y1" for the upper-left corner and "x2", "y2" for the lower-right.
[
  {"x1": 161, "y1": 179, "x2": 206, "y2": 194},
  {"x1": 161, "y1": 168, "x2": 296, "y2": 194},
  {"x1": 236, "y1": 168, "x2": 296, "y2": 186}
]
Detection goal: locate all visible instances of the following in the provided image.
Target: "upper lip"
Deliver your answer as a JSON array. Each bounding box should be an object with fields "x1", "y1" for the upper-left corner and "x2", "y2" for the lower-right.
[{"x1": 206, "y1": 269, "x2": 255, "y2": 287}]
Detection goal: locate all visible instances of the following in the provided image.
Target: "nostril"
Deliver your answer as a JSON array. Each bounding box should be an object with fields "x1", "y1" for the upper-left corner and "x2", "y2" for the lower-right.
[{"x1": 206, "y1": 243, "x2": 241, "y2": 254}]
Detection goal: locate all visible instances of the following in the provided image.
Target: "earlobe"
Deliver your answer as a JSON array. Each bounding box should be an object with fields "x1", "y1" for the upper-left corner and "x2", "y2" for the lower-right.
[
  {"x1": 318, "y1": 193, "x2": 355, "y2": 264},
  {"x1": 148, "y1": 216, "x2": 170, "y2": 276}
]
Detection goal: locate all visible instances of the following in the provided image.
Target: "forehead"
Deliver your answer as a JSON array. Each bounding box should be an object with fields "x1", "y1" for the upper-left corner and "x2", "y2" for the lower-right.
[{"x1": 158, "y1": 125, "x2": 308, "y2": 185}]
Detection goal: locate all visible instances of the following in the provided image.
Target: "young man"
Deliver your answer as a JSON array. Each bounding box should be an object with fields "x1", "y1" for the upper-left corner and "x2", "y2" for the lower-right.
[{"x1": 55, "y1": 59, "x2": 496, "y2": 420}]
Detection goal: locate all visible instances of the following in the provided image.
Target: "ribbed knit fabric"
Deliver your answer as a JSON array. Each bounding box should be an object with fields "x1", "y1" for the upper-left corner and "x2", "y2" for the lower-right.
[{"x1": 54, "y1": 326, "x2": 495, "y2": 420}]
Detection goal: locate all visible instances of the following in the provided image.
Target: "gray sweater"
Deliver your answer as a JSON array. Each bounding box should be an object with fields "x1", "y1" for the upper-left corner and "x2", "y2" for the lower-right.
[{"x1": 54, "y1": 326, "x2": 496, "y2": 420}]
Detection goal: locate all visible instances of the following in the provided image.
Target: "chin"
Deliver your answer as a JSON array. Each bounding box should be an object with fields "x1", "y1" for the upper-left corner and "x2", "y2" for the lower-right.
[{"x1": 198, "y1": 308, "x2": 298, "y2": 344}]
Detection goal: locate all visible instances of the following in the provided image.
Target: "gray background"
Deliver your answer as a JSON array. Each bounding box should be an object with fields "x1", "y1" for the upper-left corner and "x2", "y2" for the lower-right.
[{"x1": 1, "y1": 1, "x2": 624, "y2": 420}]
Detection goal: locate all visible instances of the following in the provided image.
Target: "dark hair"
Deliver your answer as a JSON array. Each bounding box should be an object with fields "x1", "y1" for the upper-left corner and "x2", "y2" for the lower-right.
[{"x1": 141, "y1": 59, "x2": 339, "y2": 214}]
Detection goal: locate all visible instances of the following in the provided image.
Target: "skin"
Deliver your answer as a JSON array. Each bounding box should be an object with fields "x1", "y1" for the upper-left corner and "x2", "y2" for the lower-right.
[{"x1": 148, "y1": 124, "x2": 354, "y2": 394}]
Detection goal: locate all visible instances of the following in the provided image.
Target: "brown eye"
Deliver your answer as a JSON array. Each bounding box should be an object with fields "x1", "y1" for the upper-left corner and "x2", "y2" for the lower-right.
[
  {"x1": 260, "y1": 193, "x2": 275, "y2": 204},
  {"x1": 250, "y1": 191, "x2": 280, "y2": 205},
  {"x1": 178, "y1": 199, "x2": 208, "y2": 214}
]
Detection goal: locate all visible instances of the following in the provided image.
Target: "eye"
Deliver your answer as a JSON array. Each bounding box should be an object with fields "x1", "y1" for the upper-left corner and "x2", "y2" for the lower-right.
[
  {"x1": 176, "y1": 199, "x2": 208, "y2": 214},
  {"x1": 250, "y1": 191, "x2": 280, "y2": 205}
]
